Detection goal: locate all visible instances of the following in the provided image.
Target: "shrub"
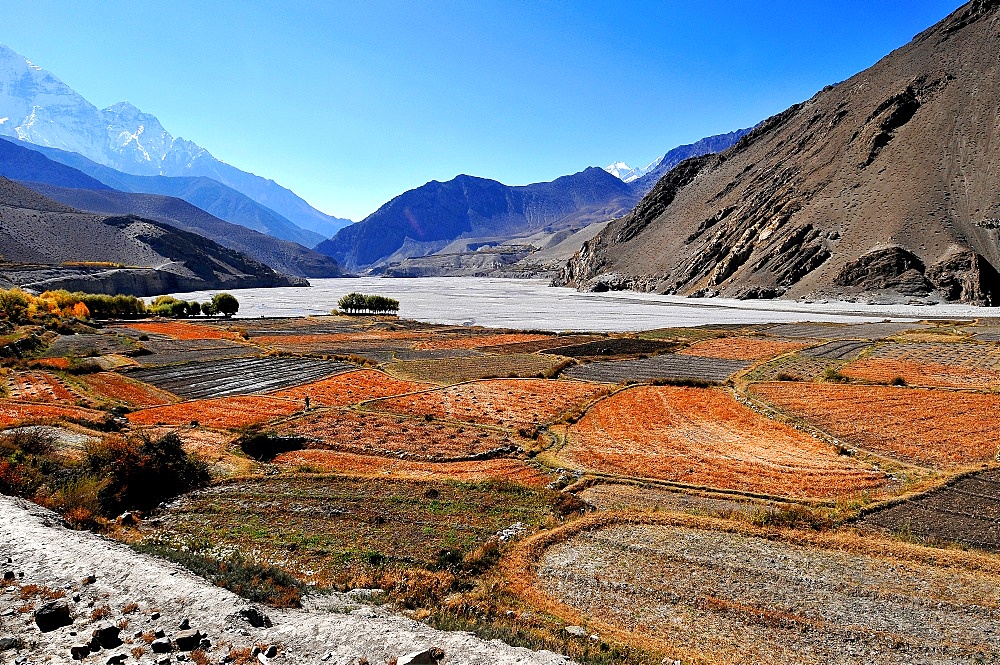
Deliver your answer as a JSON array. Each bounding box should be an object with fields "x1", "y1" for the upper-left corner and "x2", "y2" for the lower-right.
[
  {"x1": 85, "y1": 432, "x2": 210, "y2": 515},
  {"x1": 822, "y1": 367, "x2": 849, "y2": 383},
  {"x1": 890, "y1": 376, "x2": 907, "y2": 386}
]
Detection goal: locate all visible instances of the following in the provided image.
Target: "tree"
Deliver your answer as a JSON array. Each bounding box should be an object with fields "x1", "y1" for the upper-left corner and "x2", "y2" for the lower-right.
[
  {"x1": 212, "y1": 293, "x2": 239, "y2": 318},
  {"x1": 0, "y1": 289, "x2": 32, "y2": 324},
  {"x1": 201, "y1": 301, "x2": 217, "y2": 316},
  {"x1": 337, "y1": 292, "x2": 399, "y2": 315},
  {"x1": 187, "y1": 301, "x2": 201, "y2": 316}
]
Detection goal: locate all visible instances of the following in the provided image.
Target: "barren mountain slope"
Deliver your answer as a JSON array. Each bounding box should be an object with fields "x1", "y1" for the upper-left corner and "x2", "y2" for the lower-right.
[
  {"x1": 558, "y1": 0, "x2": 1000, "y2": 305},
  {"x1": 0, "y1": 178, "x2": 300, "y2": 295}
]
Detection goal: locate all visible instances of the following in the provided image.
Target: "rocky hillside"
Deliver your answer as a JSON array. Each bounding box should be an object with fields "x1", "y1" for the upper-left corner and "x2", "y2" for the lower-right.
[
  {"x1": 317, "y1": 167, "x2": 639, "y2": 271},
  {"x1": 0, "y1": 178, "x2": 302, "y2": 295},
  {"x1": 558, "y1": 0, "x2": 1000, "y2": 305}
]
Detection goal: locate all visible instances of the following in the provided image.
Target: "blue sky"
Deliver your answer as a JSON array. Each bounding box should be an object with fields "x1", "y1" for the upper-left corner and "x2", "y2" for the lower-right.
[{"x1": 1, "y1": 0, "x2": 961, "y2": 221}]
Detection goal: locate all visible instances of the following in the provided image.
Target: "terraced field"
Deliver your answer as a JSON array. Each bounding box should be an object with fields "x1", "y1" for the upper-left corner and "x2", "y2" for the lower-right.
[
  {"x1": 542, "y1": 338, "x2": 676, "y2": 359},
  {"x1": 861, "y1": 469, "x2": 1000, "y2": 551},
  {"x1": 385, "y1": 353, "x2": 568, "y2": 384},
  {"x1": 766, "y1": 321, "x2": 927, "y2": 339},
  {"x1": 270, "y1": 369, "x2": 430, "y2": 406},
  {"x1": 76, "y1": 371, "x2": 178, "y2": 408},
  {"x1": 678, "y1": 336, "x2": 808, "y2": 360},
  {"x1": 127, "y1": 395, "x2": 303, "y2": 429},
  {"x1": 562, "y1": 353, "x2": 750, "y2": 384},
  {"x1": 559, "y1": 385, "x2": 885, "y2": 499},
  {"x1": 126, "y1": 357, "x2": 356, "y2": 398},
  {"x1": 3, "y1": 371, "x2": 80, "y2": 402},
  {"x1": 532, "y1": 520, "x2": 1000, "y2": 665},
  {"x1": 133, "y1": 338, "x2": 258, "y2": 367},
  {"x1": 750, "y1": 382, "x2": 1000, "y2": 467},
  {"x1": 799, "y1": 339, "x2": 871, "y2": 360},
  {"x1": 375, "y1": 378, "x2": 607, "y2": 429}
]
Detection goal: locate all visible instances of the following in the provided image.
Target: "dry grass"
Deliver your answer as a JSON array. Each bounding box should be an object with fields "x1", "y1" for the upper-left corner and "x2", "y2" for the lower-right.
[
  {"x1": 841, "y1": 358, "x2": 1000, "y2": 389},
  {"x1": 78, "y1": 372, "x2": 178, "y2": 407},
  {"x1": 412, "y1": 333, "x2": 553, "y2": 351},
  {"x1": 560, "y1": 385, "x2": 886, "y2": 499},
  {"x1": 751, "y1": 382, "x2": 1000, "y2": 468},
  {"x1": 273, "y1": 449, "x2": 550, "y2": 486},
  {"x1": 123, "y1": 321, "x2": 241, "y2": 341},
  {"x1": 127, "y1": 396, "x2": 301, "y2": 429},
  {"x1": 278, "y1": 409, "x2": 521, "y2": 460},
  {"x1": 678, "y1": 337, "x2": 809, "y2": 361},
  {"x1": 269, "y1": 369, "x2": 430, "y2": 406},
  {"x1": 375, "y1": 378, "x2": 607, "y2": 429},
  {"x1": 0, "y1": 400, "x2": 105, "y2": 428}
]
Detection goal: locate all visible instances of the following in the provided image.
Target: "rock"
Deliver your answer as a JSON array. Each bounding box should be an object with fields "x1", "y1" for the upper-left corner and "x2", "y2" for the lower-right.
[
  {"x1": 151, "y1": 637, "x2": 173, "y2": 653},
  {"x1": 396, "y1": 647, "x2": 445, "y2": 665},
  {"x1": 105, "y1": 654, "x2": 127, "y2": 665},
  {"x1": 251, "y1": 646, "x2": 261, "y2": 657},
  {"x1": 178, "y1": 617, "x2": 190, "y2": 630},
  {"x1": 154, "y1": 628, "x2": 166, "y2": 638},
  {"x1": 117, "y1": 511, "x2": 136, "y2": 526},
  {"x1": 83, "y1": 574, "x2": 97, "y2": 585},
  {"x1": 157, "y1": 658, "x2": 171, "y2": 665},
  {"x1": 256, "y1": 654, "x2": 269, "y2": 665},
  {"x1": 264, "y1": 644, "x2": 278, "y2": 657},
  {"x1": 234, "y1": 607, "x2": 272, "y2": 628},
  {"x1": 174, "y1": 629, "x2": 202, "y2": 651},
  {"x1": 200, "y1": 637, "x2": 211, "y2": 649},
  {"x1": 0, "y1": 636, "x2": 19, "y2": 651},
  {"x1": 564, "y1": 625, "x2": 588, "y2": 638},
  {"x1": 2, "y1": 570, "x2": 13, "y2": 581},
  {"x1": 93, "y1": 622, "x2": 122, "y2": 648},
  {"x1": 70, "y1": 644, "x2": 90, "y2": 659},
  {"x1": 150, "y1": 611, "x2": 160, "y2": 620},
  {"x1": 34, "y1": 599, "x2": 73, "y2": 632}
]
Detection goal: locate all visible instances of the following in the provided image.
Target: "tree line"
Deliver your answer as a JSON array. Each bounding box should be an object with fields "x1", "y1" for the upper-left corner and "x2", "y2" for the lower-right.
[
  {"x1": 337, "y1": 292, "x2": 400, "y2": 315},
  {"x1": 0, "y1": 288, "x2": 239, "y2": 324}
]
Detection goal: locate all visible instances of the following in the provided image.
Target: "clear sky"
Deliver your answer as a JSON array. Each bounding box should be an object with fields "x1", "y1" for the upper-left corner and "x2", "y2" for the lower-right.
[{"x1": 0, "y1": 0, "x2": 962, "y2": 221}]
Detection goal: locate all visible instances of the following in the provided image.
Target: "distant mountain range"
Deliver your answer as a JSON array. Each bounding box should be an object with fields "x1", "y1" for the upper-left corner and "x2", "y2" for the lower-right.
[
  {"x1": 317, "y1": 129, "x2": 750, "y2": 274},
  {"x1": 0, "y1": 177, "x2": 300, "y2": 295},
  {"x1": 0, "y1": 44, "x2": 350, "y2": 239},
  {"x1": 0, "y1": 137, "x2": 342, "y2": 279},
  {"x1": 558, "y1": 0, "x2": 1000, "y2": 305}
]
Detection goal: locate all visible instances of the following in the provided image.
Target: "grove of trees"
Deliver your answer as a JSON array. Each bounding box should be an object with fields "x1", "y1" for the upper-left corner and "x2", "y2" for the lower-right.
[
  {"x1": 0, "y1": 288, "x2": 241, "y2": 324},
  {"x1": 337, "y1": 292, "x2": 400, "y2": 315}
]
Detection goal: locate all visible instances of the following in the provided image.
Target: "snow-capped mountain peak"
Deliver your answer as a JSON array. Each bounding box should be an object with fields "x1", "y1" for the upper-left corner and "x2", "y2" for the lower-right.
[{"x1": 603, "y1": 159, "x2": 660, "y2": 183}]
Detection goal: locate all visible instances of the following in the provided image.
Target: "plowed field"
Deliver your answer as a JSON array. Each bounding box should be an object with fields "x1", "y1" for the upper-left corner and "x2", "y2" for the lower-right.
[
  {"x1": 561, "y1": 385, "x2": 885, "y2": 499},
  {"x1": 841, "y1": 358, "x2": 1000, "y2": 388},
  {"x1": 562, "y1": 354, "x2": 750, "y2": 384},
  {"x1": 385, "y1": 354, "x2": 568, "y2": 384},
  {"x1": 4, "y1": 371, "x2": 79, "y2": 402},
  {"x1": 127, "y1": 396, "x2": 301, "y2": 429},
  {"x1": 750, "y1": 382, "x2": 1000, "y2": 467},
  {"x1": 122, "y1": 321, "x2": 239, "y2": 341},
  {"x1": 376, "y1": 379, "x2": 606, "y2": 429},
  {"x1": 279, "y1": 409, "x2": 520, "y2": 460},
  {"x1": 533, "y1": 520, "x2": 1000, "y2": 664},
  {"x1": 269, "y1": 370, "x2": 430, "y2": 406},
  {"x1": 412, "y1": 333, "x2": 553, "y2": 351},
  {"x1": 0, "y1": 401, "x2": 105, "y2": 428}
]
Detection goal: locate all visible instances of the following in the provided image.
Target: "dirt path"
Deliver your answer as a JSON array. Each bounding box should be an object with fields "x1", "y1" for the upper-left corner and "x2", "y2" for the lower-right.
[{"x1": 0, "y1": 495, "x2": 571, "y2": 665}]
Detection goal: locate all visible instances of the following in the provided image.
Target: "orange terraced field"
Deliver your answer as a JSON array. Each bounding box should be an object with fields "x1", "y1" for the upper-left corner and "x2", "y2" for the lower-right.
[
  {"x1": 78, "y1": 372, "x2": 178, "y2": 408},
  {"x1": 123, "y1": 321, "x2": 240, "y2": 341},
  {"x1": 279, "y1": 409, "x2": 520, "y2": 459},
  {"x1": 561, "y1": 385, "x2": 886, "y2": 499},
  {"x1": 750, "y1": 382, "x2": 1000, "y2": 467},
  {"x1": 270, "y1": 370, "x2": 430, "y2": 406},
  {"x1": 0, "y1": 400, "x2": 105, "y2": 427},
  {"x1": 841, "y1": 358, "x2": 1000, "y2": 389},
  {"x1": 252, "y1": 331, "x2": 427, "y2": 347},
  {"x1": 678, "y1": 337, "x2": 809, "y2": 361},
  {"x1": 412, "y1": 333, "x2": 553, "y2": 351},
  {"x1": 127, "y1": 396, "x2": 301, "y2": 429},
  {"x1": 4, "y1": 371, "x2": 79, "y2": 402},
  {"x1": 376, "y1": 378, "x2": 607, "y2": 429},
  {"x1": 273, "y1": 449, "x2": 549, "y2": 486}
]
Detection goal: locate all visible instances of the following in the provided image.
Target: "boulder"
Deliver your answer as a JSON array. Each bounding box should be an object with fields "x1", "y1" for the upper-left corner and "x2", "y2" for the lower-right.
[
  {"x1": 564, "y1": 625, "x2": 588, "y2": 638},
  {"x1": 174, "y1": 629, "x2": 202, "y2": 651},
  {"x1": 150, "y1": 637, "x2": 173, "y2": 653},
  {"x1": 105, "y1": 654, "x2": 127, "y2": 665},
  {"x1": 396, "y1": 647, "x2": 445, "y2": 665},
  {"x1": 93, "y1": 622, "x2": 122, "y2": 648},
  {"x1": 70, "y1": 644, "x2": 90, "y2": 660},
  {"x1": 0, "y1": 636, "x2": 19, "y2": 651},
  {"x1": 233, "y1": 607, "x2": 272, "y2": 628},
  {"x1": 34, "y1": 600, "x2": 73, "y2": 632}
]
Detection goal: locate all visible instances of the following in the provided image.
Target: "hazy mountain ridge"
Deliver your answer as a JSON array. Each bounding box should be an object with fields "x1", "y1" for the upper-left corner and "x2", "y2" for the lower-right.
[
  {"x1": 557, "y1": 0, "x2": 1000, "y2": 305},
  {"x1": 0, "y1": 177, "x2": 302, "y2": 295},
  {"x1": 605, "y1": 128, "x2": 751, "y2": 187},
  {"x1": 316, "y1": 167, "x2": 639, "y2": 271},
  {"x1": 0, "y1": 44, "x2": 350, "y2": 239}
]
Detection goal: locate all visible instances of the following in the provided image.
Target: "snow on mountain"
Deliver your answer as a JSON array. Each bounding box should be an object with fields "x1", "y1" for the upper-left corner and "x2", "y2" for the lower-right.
[
  {"x1": 0, "y1": 43, "x2": 351, "y2": 238},
  {"x1": 603, "y1": 158, "x2": 661, "y2": 183}
]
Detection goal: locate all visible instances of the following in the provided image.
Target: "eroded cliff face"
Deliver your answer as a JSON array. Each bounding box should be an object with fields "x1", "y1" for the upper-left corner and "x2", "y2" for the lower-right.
[{"x1": 557, "y1": 0, "x2": 1000, "y2": 305}]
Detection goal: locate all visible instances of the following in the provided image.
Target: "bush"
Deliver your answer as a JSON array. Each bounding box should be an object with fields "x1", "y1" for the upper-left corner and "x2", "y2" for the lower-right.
[{"x1": 85, "y1": 432, "x2": 210, "y2": 515}]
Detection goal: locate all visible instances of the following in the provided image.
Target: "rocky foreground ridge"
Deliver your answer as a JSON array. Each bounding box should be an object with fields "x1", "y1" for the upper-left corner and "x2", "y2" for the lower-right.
[
  {"x1": 557, "y1": 0, "x2": 1000, "y2": 305},
  {"x1": 0, "y1": 495, "x2": 570, "y2": 665}
]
